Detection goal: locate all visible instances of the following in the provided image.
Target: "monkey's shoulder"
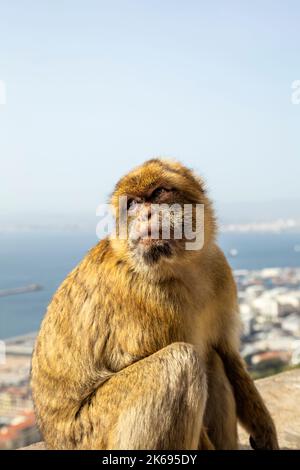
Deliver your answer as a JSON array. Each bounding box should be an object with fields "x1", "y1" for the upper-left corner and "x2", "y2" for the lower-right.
[
  {"x1": 183, "y1": 244, "x2": 240, "y2": 350},
  {"x1": 198, "y1": 243, "x2": 237, "y2": 297}
]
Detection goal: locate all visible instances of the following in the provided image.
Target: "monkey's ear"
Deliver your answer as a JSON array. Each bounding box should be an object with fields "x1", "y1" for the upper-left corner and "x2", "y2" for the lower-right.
[{"x1": 191, "y1": 172, "x2": 207, "y2": 195}]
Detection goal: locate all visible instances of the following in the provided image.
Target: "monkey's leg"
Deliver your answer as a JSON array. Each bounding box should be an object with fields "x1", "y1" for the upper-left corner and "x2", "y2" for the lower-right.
[
  {"x1": 215, "y1": 345, "x2": 279, "y2": 450},
  {"x1": 73, "y1": 342, "x2": 207, "y2": 450},
  {"x1": 198, "y1": 428, "x2": 215, "y2": 450},
  {"x1": 203, "y1": 350, "x2": 238, "y2": 450}
]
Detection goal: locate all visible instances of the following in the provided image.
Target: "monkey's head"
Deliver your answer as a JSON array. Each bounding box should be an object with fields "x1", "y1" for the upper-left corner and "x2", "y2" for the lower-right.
[{"x1": 110, "y1": 159, "x2": 216, "y2": 275}]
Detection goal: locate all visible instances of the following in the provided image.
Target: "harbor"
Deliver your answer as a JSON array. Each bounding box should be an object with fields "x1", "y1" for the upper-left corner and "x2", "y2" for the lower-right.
[{"x1": 0, "y1": 285, "x2": 42, "y2": 298}]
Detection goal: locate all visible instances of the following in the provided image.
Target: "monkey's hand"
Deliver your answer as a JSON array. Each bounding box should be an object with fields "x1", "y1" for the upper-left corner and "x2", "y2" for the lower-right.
[{"x1": 249, "y1": 426, "x2": 279, "y2": 450}]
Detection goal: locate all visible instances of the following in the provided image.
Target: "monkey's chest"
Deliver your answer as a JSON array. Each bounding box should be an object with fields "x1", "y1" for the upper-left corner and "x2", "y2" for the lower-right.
[
  {"x1": 107, "y1": 304, "x2": 184, "y2": 371},
  {"x1": 106, "y1": 300, "x2": 216, "y2": 372}
]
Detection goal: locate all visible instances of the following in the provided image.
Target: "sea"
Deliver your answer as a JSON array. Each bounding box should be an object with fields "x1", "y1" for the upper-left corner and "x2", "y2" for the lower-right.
[{"x1": 1, "y1": 231, "x2": 300, "y2": 340}]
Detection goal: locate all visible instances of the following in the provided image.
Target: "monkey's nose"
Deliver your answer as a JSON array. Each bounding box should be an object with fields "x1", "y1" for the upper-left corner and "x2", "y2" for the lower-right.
[
  {"x1": 139, "y1": 204, "x2": 152, "y2": 222},
  {"x1": 136, "y1": 221, "x2": 151, "y2": 239}
]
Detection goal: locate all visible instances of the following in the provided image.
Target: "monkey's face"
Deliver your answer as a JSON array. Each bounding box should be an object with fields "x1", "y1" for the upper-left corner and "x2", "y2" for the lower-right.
[
  {"x1": 125, "y1": 188, "x2": 184, "y2": 265},
  {"x1": 111, "y1": 159, "x2": 216, "y2": 271}
]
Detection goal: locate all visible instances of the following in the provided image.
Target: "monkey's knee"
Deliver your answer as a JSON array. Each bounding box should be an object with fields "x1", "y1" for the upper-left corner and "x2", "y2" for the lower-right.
[
  {"x1": 164, "y1": 342, "x2": 206, "y2": 383},
  {"x1": 110, "y1": 343, "x2": 207, "y2": 450},
  {"x1": 160, "y1": 342, "x2": 207, "y2": 416}
]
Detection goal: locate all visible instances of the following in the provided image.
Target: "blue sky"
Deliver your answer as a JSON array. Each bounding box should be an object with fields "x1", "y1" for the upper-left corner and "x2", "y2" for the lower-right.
[{"x1": 0, "y1": 0, "x2": 299, "y2": 221}]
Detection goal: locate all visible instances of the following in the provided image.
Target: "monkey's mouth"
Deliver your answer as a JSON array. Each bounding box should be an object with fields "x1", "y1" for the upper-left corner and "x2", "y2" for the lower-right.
[
  {"x1": 143, "y1": 241, "x2": 173, "y2": 265},
  {"x1": 133, "y1": 238, "x2": 173, "y2": 264}
]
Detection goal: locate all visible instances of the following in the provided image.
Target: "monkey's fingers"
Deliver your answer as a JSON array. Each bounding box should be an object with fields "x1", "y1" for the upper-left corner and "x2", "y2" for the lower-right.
[
  {"x1": 249, "y1": 435, "x2": 279, "y2": 450},
  {"x1": 249, "y1": 436, "x2": 259, "y2": 450}
]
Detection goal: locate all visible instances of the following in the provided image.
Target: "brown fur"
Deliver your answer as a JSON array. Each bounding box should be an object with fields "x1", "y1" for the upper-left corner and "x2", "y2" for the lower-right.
[{"x1": 31, "y1": 158, "x2": 278, "y2": 450}]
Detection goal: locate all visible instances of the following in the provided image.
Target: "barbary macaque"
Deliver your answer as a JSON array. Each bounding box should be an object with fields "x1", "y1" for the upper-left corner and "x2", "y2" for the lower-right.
[{"x1": 31, "y1": 158, "x2": 279, "y2": 450}]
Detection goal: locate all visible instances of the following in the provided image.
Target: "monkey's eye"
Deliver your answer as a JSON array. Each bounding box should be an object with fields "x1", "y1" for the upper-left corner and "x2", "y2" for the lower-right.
[
  {"x1": 127, "y1": 198, "x2": 139, "y2": 212},
  {"x1": 151, "y1": 187, "x2": 170, "y2": 200}
]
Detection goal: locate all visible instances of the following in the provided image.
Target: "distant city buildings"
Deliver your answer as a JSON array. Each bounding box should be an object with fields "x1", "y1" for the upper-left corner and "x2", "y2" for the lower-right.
[
  {"x1": 236, "y1": 268, "x2": 300, "y2": 372},
  {"x1": 1, "y1": 268, "x2": 300, "y2": 448},
  {"x1": 0, "y1": 334, "x2": 40, "y2": 449}
]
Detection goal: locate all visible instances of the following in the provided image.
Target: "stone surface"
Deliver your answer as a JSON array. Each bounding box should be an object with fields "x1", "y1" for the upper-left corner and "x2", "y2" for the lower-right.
[
  {"x1": 20, "y1": 369, "x2": 300, "y2": 450},
  {"x1": 20, "y1": 441, "x2": 46, "y2": 450}
]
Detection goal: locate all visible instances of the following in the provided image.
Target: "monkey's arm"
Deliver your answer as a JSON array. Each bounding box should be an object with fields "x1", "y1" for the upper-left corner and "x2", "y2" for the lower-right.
[{"x1": 215, "y1": 344, "x2": 279, "y2": 450}]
